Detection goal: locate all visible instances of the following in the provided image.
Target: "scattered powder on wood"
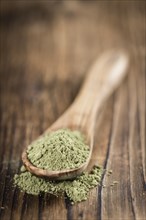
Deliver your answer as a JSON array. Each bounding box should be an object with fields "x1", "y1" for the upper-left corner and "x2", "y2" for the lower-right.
[{"x1": 14, "y1": 165, "x2": 103, "y2": 204}]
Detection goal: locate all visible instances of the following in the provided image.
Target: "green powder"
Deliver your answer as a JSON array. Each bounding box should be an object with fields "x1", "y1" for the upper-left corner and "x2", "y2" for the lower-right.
[
  {"x1": 27, "y1": 129, "x2": 90, "y2": 171},
  {"x1": 14, "y1": 165, "x2": 103, "y2": 203},
  {"x1": 14, "y1": 129, "x2": 103, "y2": 203}
]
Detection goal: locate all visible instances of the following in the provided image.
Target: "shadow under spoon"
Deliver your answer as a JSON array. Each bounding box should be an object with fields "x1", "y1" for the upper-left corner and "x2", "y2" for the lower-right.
[{"x1": 22, "y1": 50, "x2": 129, "y2": 180}]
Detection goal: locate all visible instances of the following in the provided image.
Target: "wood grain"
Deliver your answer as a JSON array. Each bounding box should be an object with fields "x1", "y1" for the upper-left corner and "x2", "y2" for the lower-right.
[{"x1": 0, "y1": 1, "x2": 145, "y2": 220}]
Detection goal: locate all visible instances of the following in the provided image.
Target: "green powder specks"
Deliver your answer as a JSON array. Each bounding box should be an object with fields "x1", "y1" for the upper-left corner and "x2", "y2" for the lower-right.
[
  {"x1": 27, "y1": 129, "x2": 90, "y2": 171},
  {"x1": 14, "y1": 165, "x2": 103, "y2": 203}
]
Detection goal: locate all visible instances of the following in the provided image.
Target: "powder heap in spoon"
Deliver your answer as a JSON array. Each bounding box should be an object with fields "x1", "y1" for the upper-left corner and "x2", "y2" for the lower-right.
[{"x1": 27, "y1": 129, "x2": 90, "y2": 171}]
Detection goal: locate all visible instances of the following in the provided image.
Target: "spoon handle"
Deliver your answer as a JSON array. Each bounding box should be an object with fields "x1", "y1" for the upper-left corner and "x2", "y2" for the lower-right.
[{"x1": 49, "y1": 50, "x2": 129, "y2": 134}]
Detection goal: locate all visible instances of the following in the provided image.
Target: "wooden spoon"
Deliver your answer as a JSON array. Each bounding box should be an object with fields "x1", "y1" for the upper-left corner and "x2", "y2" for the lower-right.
[{"x1": 22, "y1": 50, "x2": 129, "y2": 180}]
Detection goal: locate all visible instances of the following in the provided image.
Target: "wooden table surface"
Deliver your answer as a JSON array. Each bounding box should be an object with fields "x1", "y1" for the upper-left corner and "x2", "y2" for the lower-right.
[{"x1": 0, "y1": 1, "x2": 146, "y2": 220}]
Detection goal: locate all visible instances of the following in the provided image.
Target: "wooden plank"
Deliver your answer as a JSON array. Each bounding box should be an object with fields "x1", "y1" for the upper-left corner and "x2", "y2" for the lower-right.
[{"x1": 0, "y1": 1, "x2": 145, "y2": 220}]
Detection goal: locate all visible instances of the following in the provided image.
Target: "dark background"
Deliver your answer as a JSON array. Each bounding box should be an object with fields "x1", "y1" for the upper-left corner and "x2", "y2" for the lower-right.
[{"x1": 0, "y1": 1, "x2": 146, "y2": 220}]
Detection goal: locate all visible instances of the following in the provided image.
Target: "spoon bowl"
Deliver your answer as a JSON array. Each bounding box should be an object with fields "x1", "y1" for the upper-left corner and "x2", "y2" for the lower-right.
[
  {"x1": 22, "y1": 50, "x2": 129, "y2": 180},
  {"x1": 22, "y1": 126, "x2": 93, "y2": 180}
]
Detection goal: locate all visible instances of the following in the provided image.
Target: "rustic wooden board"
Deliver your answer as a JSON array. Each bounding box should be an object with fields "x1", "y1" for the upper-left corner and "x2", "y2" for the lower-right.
[{"x1": 0, "y1": 1, "x2": 145, "y2": 220}]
